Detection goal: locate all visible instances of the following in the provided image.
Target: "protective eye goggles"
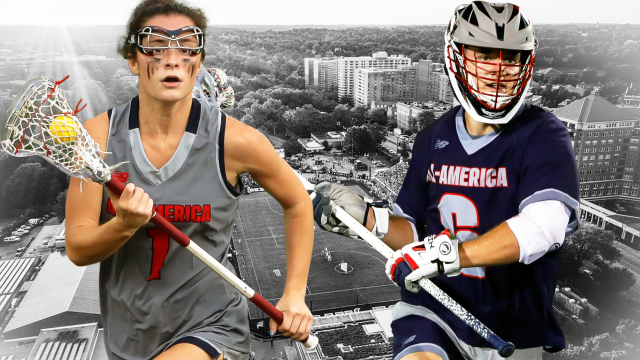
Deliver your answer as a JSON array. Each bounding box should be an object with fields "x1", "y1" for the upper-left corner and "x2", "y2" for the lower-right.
[{"x1": 129, "y1": 25, "x2": 204, "y2": 57}]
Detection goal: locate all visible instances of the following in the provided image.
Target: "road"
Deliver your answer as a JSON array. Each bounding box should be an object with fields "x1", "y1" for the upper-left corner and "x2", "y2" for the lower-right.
[
  {"x1": 24, "y1": 225, "x2": 58, "y2": 257},
  {"x1": 614, "y1": 240, "x2": 640, "y2": 301}
]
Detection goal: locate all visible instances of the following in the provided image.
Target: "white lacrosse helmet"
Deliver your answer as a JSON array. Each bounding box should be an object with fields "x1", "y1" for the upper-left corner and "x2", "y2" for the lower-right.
[{"x1": 444, "y1": 1, "x2": 538, "y2": 124}]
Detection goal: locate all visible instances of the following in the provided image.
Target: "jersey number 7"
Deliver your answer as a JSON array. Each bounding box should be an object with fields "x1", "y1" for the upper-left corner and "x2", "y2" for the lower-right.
[
  {"x1": 438, "y1": 193, "x2": 485, "y2": 279},
  {"x1": 147, "y1": 228, "x2": 170, "y2": 281}
]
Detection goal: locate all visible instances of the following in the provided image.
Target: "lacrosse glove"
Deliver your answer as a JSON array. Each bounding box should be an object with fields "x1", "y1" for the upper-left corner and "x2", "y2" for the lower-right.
[{"x1": 312, "y1": 181, "x2": 389, "y2": 241}]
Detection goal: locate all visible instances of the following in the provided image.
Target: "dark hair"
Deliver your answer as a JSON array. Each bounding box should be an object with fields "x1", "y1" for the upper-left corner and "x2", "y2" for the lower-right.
[{"x1": 117, "y1": 0, "x2": 208, "y2": 60}]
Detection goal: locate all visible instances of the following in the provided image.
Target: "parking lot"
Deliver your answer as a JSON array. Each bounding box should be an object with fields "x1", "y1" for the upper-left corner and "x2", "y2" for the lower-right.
[
  {"x1": 0, "y1": 217, "x2": 61, "y2": 260},
  {"x1": 292, "y1": 150, "x2": 394, "y2": 180}
]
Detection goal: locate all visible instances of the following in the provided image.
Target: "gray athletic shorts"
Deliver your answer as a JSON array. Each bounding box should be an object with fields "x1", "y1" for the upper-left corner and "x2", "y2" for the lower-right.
[{"x1": 166, "y1": 336, "x2": 250, "y2": 360}]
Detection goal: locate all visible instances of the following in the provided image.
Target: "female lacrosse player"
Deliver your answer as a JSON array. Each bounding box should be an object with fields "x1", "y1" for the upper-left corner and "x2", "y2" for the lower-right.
[
  {"x1": 313, "y1": 2, "x2": 579, "y2": 359},
  {"x1": 64, "y1": 1, "x2": 314, "y2": 359}
]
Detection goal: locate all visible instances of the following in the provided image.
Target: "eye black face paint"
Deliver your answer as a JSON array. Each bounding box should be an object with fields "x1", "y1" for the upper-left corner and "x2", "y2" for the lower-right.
[
  {"x1": 146, "y1": 57, "x2": 162, "y2": 80},
  {"x1": 182, "y1": 58, "x2": 196, "y2": 78}
]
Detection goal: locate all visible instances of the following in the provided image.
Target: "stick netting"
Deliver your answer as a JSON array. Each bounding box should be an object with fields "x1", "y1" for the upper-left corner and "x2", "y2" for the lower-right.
[{"x1": 1, "y1": 77, "x2": 112, "y2": 183}]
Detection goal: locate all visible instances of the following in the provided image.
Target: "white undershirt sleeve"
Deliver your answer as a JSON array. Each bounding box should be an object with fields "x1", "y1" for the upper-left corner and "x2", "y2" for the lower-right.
[
  {"x1": 392, "y1": 204, "x2": 420, "y2": 243},
  {"x1": 506, "y1": 200, "x2": 571, "y2": 265}
]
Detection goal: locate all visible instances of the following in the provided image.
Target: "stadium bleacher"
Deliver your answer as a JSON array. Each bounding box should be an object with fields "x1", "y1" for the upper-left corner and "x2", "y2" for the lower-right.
[
  {"x1": 368, "y1": 161, "x2": 410, "y2": 206},
  {"x1": 316, "y1": 322, "x2": 389, "y2": 360}
]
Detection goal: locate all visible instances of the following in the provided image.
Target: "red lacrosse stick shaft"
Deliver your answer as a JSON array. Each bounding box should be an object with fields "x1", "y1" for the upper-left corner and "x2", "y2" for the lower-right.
[{"x1": 104, "y1": 178, "x2": 294, "y2": 338}]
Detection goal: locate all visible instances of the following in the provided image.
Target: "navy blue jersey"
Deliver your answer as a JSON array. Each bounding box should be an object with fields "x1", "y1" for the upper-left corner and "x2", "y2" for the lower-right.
[{"x1": 394, "y1": 104, "x2": 579, "y2": 351}]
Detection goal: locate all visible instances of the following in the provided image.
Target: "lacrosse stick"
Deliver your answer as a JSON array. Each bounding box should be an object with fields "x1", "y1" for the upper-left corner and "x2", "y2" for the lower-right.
[
  {"x1": 192, "y1": 66, "x2": 235, "y2": 109},
  {"x1": 295, "y1": 172, "x2": 515, "y2": 358},
  {"x1": 0, "y1": 76, "x2": 318, "y2": 350}
]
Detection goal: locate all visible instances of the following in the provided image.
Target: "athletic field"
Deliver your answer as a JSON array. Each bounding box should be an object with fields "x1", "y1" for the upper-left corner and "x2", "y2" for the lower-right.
[{"x1": 233, "y1": 188, "x2": 399, "y2": 319}]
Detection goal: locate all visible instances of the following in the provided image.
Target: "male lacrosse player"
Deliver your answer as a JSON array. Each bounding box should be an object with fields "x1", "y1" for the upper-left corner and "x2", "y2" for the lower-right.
[
  {"x1": 313, "y1": 2, "x2": 579, "y2": 359},
  {"x1": 65, "y1": 1, "x2": 313, "y2": 359}
]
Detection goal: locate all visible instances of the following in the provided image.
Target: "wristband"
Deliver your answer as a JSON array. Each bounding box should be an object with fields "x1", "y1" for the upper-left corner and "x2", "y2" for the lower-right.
[{"x1": 371, "y1": 206, "x2": 390, "y2": 239}]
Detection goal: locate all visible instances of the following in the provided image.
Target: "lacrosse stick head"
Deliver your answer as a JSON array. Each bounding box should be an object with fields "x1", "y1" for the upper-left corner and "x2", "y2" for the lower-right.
[
  {"x1": 1, "y1": 76, "x2": 114, "y2": 184},
  {"x1": 192, "y1": 66, "x2": 235, "y2": 109}
]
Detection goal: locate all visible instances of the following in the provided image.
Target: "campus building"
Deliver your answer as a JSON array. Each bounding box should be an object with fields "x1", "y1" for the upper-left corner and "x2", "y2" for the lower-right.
[
  {"x1": 304, "y1": 58, "x2": 315, "y2": 89},
  {"x1": 311, "y1": 132, "x2": 345, "y2": 149},
  {"x1": 305, "y1": 54, "x2": 454, "y2": 106},
  {"x1": 314, "y1": 58, "x2": 338, "y2": 90},
  {"x1": 394, "y1": 101, "x2": 453, "y2": 132},
  {"x1": 336, "y1": 52, "x2": 411, "y2": 101},
  {"x1": 304, "y1": 57, "x2": 339, "y2": 90},
  {"x1": 396, "y1": 102, "x2": 429, "y2": 131},
  {"x1": 534, "y1": 67, "x2": 563, "y2": 82},
  {"x1": 414, "y1": 60, "x2": 449, "y2": 103},
  {"x1": 354, "y1": 66, "x2": 417, "y2": 107},
  {"x1": 553, "y1": 94, "x2": 640, "y2": 204},
  {"x1": 436, "y1": 72, "x2": 454, "y2": 104},
  {"x1": 3, "y1": 252, "x2": 101, "y2": 341},
  {"x1": 0, "y1": 251, "x2": 107, "y2": 359}
]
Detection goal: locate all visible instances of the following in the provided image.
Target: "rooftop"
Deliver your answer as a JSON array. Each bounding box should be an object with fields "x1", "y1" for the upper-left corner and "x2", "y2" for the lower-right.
[
  {"x1": 552, "y1": 95, "x2": 638, "y2": 123},
  {"x1": 26, "y1": 323, "x2": 103, "y2": 360},
  {"x1": 311, "y1": 132, "x2": 344, "y2": 141},
  {"x1": 618, "y1": 106, "x2": 640, "y2": 119},
  {"x1": 4, "y1": 252, "x2": 100, "y2": 339},
  {"x1": 298, "y1": 138, "x2": 324, "y2": 151},
  {"x1": 536, "y1": 68, "x2": 563, "y2": 75},
  {"x1": 396, "y1": 101, "x2": 433, "y2": 110},
  {"x1": 608, "y1": 214, "x2": 640, "y2": 233},
  {"x1": 626, "y1": 83, "x2": 640, "y2": 96}
]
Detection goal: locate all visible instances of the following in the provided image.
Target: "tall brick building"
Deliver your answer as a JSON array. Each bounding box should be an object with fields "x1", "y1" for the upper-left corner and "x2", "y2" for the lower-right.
[{"x1": 553, "y1": 94, "x2": 640, "y2": 206}]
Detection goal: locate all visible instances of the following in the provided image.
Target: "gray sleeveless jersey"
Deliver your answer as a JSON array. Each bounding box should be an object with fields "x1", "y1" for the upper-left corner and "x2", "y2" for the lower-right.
[{"x1": 99, "y1": 97, "x2": 249, "y2": 359}]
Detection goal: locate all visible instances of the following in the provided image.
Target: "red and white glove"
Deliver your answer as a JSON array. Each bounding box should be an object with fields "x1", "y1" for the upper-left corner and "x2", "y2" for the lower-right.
[{"x1": 385, "y1": 230, "x2": 461, "y2": 293}]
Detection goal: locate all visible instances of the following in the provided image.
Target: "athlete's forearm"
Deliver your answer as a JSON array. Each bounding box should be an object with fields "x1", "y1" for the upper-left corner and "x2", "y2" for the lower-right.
[
  {"x1": 282, "y1": 202, "x2": 314, "y2": 297},
  {"x1": 363, "y1": 208, "x2": 415, "y2": 251},
  {"x1": 65, "y1": 218, "x2": 136, "y2": 266},
  {"x1": 458, "y1": 222, "x2": 520, "y2": 268}
]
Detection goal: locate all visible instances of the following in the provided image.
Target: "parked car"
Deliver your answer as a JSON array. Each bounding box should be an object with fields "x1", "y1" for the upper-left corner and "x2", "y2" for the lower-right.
[
  {"x1": 4, "y1": 236, "x2": 20, "y2": 243},
  {"x1": 16, "y1": 247, "x2": 25, "y2": 255},
  {"x1": 12, "y1": 230, "x2": 26, "y2": 236}
]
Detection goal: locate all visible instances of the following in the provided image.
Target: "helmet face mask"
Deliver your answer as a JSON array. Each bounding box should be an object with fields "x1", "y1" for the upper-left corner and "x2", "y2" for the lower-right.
[
  {"x1": 444, "y1": 1, "x2": 538, "y2": 124},
  {"x1": 447, "y1": 43, "x2": 535, "y2": 118}
]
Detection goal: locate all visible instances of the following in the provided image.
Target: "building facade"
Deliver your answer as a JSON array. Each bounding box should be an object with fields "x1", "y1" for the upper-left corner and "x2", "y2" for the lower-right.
[
  {"x1": 304, "y1": 58, "x2": 315, "y2": 89},
  {"x1": 396, "y1": 102, "x2": 427, "y2": 131},
  {"x1": 354, "y1": 66, "x2": 417, "y2": 107},
  {"x1": 304, "y1": 57, "x2": 338, "y2": 90},
  {"x1": 534, "y1": 67, "x2": 563, "y2": 81},
  {"x1": 314, "y1": 58, "x2": 338, "y2": 90},
  {"x1": 436, "y1": 73, "x2": 454, "y2": 104},
  {"x1": 337, "y1": 52, "x2": 411, "y2": 101},
  {"x1": 554, "y1": 94, "x2": 640, "y2": 204},
  {"x1": 305, "y1": 54, "x2": 454, "y2": 106},
  {"x1": 414, "y1": 60, "x2": 448, "y2": 103},
  {"x1": 311, "y1": 132, "x2": 345, "y2": 148}
]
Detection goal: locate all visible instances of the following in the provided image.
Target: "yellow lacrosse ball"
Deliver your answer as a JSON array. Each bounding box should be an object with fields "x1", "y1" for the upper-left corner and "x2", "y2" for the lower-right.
[{"x1": 48, "y1": 115, "x2": 77, "y2": 144}]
